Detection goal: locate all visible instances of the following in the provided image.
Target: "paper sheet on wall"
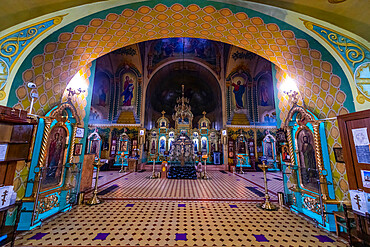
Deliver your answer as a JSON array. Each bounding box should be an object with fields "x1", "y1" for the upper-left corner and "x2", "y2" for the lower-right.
[
  {"x1": 0, "y1": 144, "x2": 8, "y2": 161},
  {"x1": 361, "y1": 170, "x2": 370, "y2": 188},
  {"x1": 352, "y1": 128, "x2": 370, "y2": 164}
]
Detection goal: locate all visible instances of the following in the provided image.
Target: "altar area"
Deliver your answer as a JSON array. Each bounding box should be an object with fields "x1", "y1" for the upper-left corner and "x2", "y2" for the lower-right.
[{"x1": 146, "y1": 85, "x2": 221, "y2": 167}]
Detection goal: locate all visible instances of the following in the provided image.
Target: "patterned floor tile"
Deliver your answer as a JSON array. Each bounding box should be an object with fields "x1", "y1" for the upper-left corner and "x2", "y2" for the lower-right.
[
  {"x1": 87, "y1": 171, "x2": 280, "y2": 201},
  {"x1": 14, "y1": 201, "x2": 346, "y2": 247}
]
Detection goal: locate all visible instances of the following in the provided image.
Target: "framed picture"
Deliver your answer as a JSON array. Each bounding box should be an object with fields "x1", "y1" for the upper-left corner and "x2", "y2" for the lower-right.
[
  {"x1": 76, "y1": 127, "x2": 85, "y2": 138},
  {"x1": 276, "y1": 128, "x2": 287, "y2": 142},
  {"x1": 281, "y1": 144, "x2": 291, "y2": 162},
  {"x1": 333, "y1": 147, "x2": 345, "y2": 163},
  {"x1": 42, "y1": 126, "x2": 68, "y2": 190},
  {"x1": 74, "y1": 143, "x2": 83, "y2": 156}
]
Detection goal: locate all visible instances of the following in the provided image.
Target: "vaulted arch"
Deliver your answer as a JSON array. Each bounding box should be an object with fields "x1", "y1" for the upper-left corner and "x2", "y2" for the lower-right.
[{"x1": 6, "y1": 2, "x2": 354, "y2": 121}]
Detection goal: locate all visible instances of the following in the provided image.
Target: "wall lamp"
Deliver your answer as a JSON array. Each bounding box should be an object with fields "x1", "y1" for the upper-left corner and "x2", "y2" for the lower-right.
[{"x1": 280, "y1": 76, "x2": 299, "y2": 105}]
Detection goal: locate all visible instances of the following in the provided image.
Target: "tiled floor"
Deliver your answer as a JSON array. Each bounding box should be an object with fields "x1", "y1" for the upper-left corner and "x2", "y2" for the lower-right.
[
  {"x1": 14, "y1": 170, "x2": 347, "y2": 246},
  {"x1": 237, "y1": 171, "x2": 284, "y2": 194},
  {"x1": 15, "y1": 201, "x2": 346, "y2": 247},
  {"x1": 86, "y1": 171, "x2": 281, "y2": 201}
]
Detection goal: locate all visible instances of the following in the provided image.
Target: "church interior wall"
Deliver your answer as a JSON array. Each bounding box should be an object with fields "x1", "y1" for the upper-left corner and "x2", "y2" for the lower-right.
[{"x1": 0, "y1": 0, "x2": 368, "y2": 235}]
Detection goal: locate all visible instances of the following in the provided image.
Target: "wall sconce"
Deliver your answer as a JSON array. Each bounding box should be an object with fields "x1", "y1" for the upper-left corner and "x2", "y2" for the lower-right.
[
  {"x1": 280, "y1": 77, "x2": 299, "y2": 105},
  {"x1": 67, "y1": 87, "x2": 85, "y2": 98},
  {"x1": 66, "y1": 72, "x2": 87, "y2": 100}
]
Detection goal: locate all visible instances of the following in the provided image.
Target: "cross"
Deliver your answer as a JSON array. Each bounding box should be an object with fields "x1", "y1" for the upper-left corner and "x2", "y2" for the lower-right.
[
  {"x1": 1, "y1": 190, "x2": 8, "y2": 206},
  {"x1": 161, "y1": 110, "x2": 166, "y2": 117},
  {"x1": 354, "y1": 194, "x2": 362, "y2": 210}
]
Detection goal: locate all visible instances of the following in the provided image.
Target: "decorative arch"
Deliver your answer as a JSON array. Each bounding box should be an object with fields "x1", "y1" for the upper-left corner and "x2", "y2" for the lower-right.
[
  {"x1": 149, "y1": 58, "x2": 221, "y2": 88},
  {"x1": 7, "y1": 2, "x2": 354, "y2": 121},
  {"x1": 48, "y1": 100, "x2": 81, "y2": 126}
]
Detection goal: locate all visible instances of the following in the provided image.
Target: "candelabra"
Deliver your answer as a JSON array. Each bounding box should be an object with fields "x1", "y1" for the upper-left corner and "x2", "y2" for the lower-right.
[
  {"x1": 150, "y1": 154, "x2": 159, "y2": 179},
  {"x1": 257, "y1": 160, "x2": 277, "y2": 211},
  {"x1": 201, "y1": 154, "x2": 208, "y2": 179},
  {"x1": 87, "y1": 159, "x2": 103, "y2": 205}
]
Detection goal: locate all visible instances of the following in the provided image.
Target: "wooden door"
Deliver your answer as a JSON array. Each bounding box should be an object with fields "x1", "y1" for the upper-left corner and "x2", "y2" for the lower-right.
[{"x1": 338, "y1": 109, "x2": 370, "y2": 192}]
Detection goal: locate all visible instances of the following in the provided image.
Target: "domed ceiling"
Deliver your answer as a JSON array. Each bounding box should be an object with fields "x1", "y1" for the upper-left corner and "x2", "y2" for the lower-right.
[{"x1": 145, "y1": 61, "x2": 222, "y2": 128}]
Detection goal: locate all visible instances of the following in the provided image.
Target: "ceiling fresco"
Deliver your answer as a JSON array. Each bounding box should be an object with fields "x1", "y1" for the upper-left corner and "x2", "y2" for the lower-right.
[
  {"x1": 1, "y1": 0, "x2": 368, "y2": 41},
  {"x1": 7, "y1": 2, "x2": 355, "y2": 118}
]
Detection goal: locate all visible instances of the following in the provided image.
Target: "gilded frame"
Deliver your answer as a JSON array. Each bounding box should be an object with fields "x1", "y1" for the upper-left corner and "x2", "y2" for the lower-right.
[
  {"x1": 40, "y1": 122, "x2": 70, "y2": 192},
  {"x1": 294, "y1": 125, "x2": 320, "y2": 193}
]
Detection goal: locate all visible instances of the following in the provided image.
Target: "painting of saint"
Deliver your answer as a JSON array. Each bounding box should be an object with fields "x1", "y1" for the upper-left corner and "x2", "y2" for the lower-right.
[
  {"x1": 91, "y1": 140, "x2": 99, "y2": 155},
  {"x1": 232, "y1": 80, "x2": 246, "y2": 109},
  {"x1": 297, "y1": 129, "x2": 318, "y2": 191},
  {"x1": 92, "y1": 73, "x2": 110, "y2": 108},
  {"x1": 282, "y1": 145, "x2": 290, "y2": 162},
  {"x1": 194, "y1": 140, "x2": 198, "y2": 152},
  {"x1": 259, "y1": 80, "x2": 269, "y2": 106},
  {"x1": 121, "y1": 74, "x2": 135, "y2": 106},
  {"x1": 160, "y1": 138, "x2": 166, "y2": 153},
  {"x1": 201, "y1": 138, "x2": 207, "y2": 152},
  {"x1": 120, "y1": 140, "x2": 128, "y2": 152},
  {"x1": 42, "y1": 127, "x2": 67, "y2": 189},
  {"x1": 265, "y1": 142, "x2": 273, "y2": 158},
  {"x1": 98, "y1": 84, "x2": 107, "y2": 107},
  {"x1": 151, "y1": 140, "x2": 156, "y2": 154}
]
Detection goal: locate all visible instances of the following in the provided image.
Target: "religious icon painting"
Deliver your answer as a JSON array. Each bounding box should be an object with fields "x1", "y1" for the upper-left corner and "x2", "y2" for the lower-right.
[
  {"x1": 42, "y1": 126, "x2": 68, "y2": 190},
  {"x1": 231, "y1": 76, "x2": 246, "y2": 110},
  {"x1": 297, "y1": 128, "x2": 318, "y2": 191},
  {"x1": 333, "y1": 147, "x2": 345, "y2": 163},
  {"x1": 281, "y1": 144, "x2": 291, "y2": 162},
  {"x1": 258, "y1": 77, "x2": 271, "y2": 107},
  {"x1": 121, "y1": 72, "x2": 136, "y2": 107},
  {"x1": 74, "y1": 143, "x2": 83, "y2": 156},
  {"x1": 361, "y1": 170, "x2": 370, "y2": 188},
  {"x1": 92, "y1": 72, "x2": 110, "y2": 108},
  {"x1": 276, "y1": 128, "x2": 287, "y2": 142}
]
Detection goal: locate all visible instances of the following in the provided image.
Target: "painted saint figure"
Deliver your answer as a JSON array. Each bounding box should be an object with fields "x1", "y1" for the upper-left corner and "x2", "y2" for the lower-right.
[
  {"x1": 259, "y1": 81, "x2": 269, "y2": 106},
  {"x1": 201, "y1": 139, "x2": 207, "y2": 152},
  {"x1": 44, "y1": 128, "x2": 66, "y2": 187},
  {"x1": 98, "y1": 84, "x2": 107, "y2": 106},
  {"x1": 151, "y1": 140, "x2": 156, "y2": 154},
  {"x1": 266, "y1": 142, "x2": 273, "y2": 158},
  {"x1": 194, "y1": 140, "x2": 198, "y2": 152},
  {"x1": 160, "y1": 139, "x2": 165, "y2": 153},
  {"x1": 121, "y1": 75, "x2": 134, "y2": 106},
  {"x1": 232, "y1": 80, "x2": 246, "y2": 109},
  {"x1": 302, "y1": 136, "x2": 316, "y2": 170},
  {"x1": 298, "y1": 133, "x2": 317, "y2": 188}
]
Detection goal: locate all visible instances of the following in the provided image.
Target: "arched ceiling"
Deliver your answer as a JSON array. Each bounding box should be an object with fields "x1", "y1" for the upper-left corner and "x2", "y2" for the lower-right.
[
  {"x1": 8, "y1": 2, "x2": 354, "y2": 123},
  {"x1": 1, "y1": 0, "x2": 368, "y2": 41},
  {"x1": 145, "y1": 61, "x2": 222, "y2": 127}
]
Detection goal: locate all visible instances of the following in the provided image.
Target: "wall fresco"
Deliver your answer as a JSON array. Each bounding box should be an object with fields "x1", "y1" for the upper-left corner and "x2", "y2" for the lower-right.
[
  {"x1": 274, "y1": 65, "x2": 350, "y2": 202},
  {"x1": 6, "y1": 3, "x2": 354, "y2": 119},
  {"x1": 0, "y1": 15, "x2": 64, "y2": 101}
]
